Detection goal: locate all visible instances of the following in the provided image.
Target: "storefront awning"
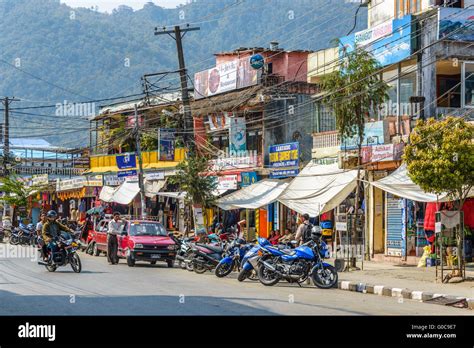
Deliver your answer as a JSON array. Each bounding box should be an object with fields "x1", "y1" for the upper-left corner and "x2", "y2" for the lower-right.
[
  {"x1": 111, "y1": 181, "x2": 140, "y2": 205},
  {"x1": 370, "y1": 164, "x2": 450, "y2": 202},
  {"x1": 100, "y1": 179, "x2": 167, "y2": 204},
  {"x1": 144, "y1": 180, "x2": 166, "y2": 198},
  {"x1": 278, "y1": 162, "x2": 358, "y2": 216},
  {"x1": 99, "y1": 186, "x2": 117, "y2": 203},
  {"x1": 216, "y1": 179, "x2": 290, "y2": 210},
  {"x1": 156, "y1": 191, "x2": 187, "y2": 200}
]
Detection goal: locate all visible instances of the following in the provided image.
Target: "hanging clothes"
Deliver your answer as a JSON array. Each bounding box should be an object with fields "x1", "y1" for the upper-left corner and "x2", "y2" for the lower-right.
[
  {"x1": 424, "y1": 202, "x2": 440, "y2": 231},
  {"x1": 462, "y1": 199, "x2": 474, "y2": 229}
]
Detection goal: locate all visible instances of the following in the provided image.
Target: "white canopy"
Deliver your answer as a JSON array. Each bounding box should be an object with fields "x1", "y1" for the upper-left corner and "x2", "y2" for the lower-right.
[
  {"x1": 111, "y1": 181, "x2": 141, "y2": 205},
  {"x1": 370, "y1": 164, "x2": 452, "y2": 202},
  {"x1": 216, "y1": 179, "x2": 290, "y2": 210},
  {"x1": 99, "y1": 179, "x2": 166, "y2": 204},
  {"x1": 99, "y1": 186, "x2": 117, "y2": 203},
  {"x1": 144, "y1": 180, "x2": 166, "y2": 198},
  {"x1": 278, "y1": 162, "x2": 358, "y2": 216},
  {"x1": 156, "y1": 191, "x2": 187, "y2": 200}
]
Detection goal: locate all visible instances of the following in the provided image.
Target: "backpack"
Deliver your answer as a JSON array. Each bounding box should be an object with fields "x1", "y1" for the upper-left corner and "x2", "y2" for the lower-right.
[{"x1": 302, "y1": 222, "x2": 314, "y2": 242}]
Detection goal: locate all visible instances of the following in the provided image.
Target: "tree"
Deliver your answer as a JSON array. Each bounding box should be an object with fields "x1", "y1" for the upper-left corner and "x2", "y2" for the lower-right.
[
  {"x1": 0, "y1": 175, "x2": 41, "y2": 223},
  {"x1": 169, "y1": 151, "x2": 217, "y2": 233},
  {"x1": 320, "y1": 46, "x2": 389, "y2": 243},
  {"x1": 404, "y1": 117, "x2": 474, "y2": 278}
]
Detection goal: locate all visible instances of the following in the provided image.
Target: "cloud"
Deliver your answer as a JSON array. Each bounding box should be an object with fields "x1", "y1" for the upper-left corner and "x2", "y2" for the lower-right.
[{"x1": 60, "y1": 0, "x2": 187, "y2": 12}]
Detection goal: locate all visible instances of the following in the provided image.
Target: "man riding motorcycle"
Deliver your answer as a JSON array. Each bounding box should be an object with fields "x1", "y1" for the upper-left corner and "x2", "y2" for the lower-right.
[{"x1": 42, "y1": 210, "x2": 74, "y2": 264}]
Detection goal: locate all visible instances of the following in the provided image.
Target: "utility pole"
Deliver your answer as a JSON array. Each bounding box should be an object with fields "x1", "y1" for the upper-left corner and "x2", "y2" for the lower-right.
[
  {"x1": 1, "y1": 97, "x2": 18, "y2": 218},
  {"x1": 155, "y1": 25, "x2": 199, "y2": 148},
  {"x1": 134, "y1": 104, "x2": 147, "y2": 219}
]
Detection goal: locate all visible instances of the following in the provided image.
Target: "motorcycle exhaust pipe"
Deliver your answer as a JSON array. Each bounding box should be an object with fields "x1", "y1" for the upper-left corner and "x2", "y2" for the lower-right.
[
  {"x1": 37, "y1": 261, "x2": 48, "y2": 266},
  {"x1": 176, "y1": 255, "x2": 186, "y2": 262},
  {"x1": 261, "y1": 260, "x2": 277, "y2": 272}
]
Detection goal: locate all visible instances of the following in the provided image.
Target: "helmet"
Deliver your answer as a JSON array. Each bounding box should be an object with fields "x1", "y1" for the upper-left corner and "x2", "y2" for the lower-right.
[
  {"x1": 311, "y1": 225, "x2": 322, "y2": 240},
  {"x1": 47, "y1": 210, "x2": 57, "y2": 218},
  {"x1": 235, "y1": 238, "x2": 246, "y2": 246}
]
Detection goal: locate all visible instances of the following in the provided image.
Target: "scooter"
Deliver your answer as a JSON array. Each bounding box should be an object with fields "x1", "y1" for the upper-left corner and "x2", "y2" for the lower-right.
[
  {"x1": 237, "y1": 237, "x2": 271, "y2": 282},
  {"x1": 189, "y1": 242, "x2": 224, "y2": 274}
]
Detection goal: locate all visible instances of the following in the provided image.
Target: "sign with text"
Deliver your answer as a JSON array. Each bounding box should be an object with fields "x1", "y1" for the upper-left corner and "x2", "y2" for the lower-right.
[
  {"x1": 269, "y1": 142, "x2": 299, "y2": 168},
  {"x1": 208, "y1": 112, "x2": 233, "y2": 132},
  {"x1": 116, "y1": 153, "x2": 136, "y2": 170},
  {"x1": 241, "y1": 172, "x2": 258, "y2": 187},
  {"x1": 158, "y1": 128, "x2": 175, "y2": 161},
  {"x1": 342, "y1": 120, "x2": 389, "y2": 150},
  {"x1": 210, "y1": 151, "x2": 259, "y2": 171},
  {"x1": 32, "y1": 174, "x2": 49, "y2": 187},
  {"x1": 217, "y1": 175, "x2": 238, "y2": 190},
  {"x1": 117, "y1": 169, "x2": 137, "y2": 178},
  {"x1": 270, "y1": 169, "x2": 299, "y2": 179},
  {"x1": 104, "y1": 174, "x2": 126, "y2": 186},
  {"x1": 229, "y1": 117, "x2": 247, "y2": 155}
]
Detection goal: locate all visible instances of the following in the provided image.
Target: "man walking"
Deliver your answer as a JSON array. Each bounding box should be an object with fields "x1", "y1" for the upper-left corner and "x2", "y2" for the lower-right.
[
  {"x1": 295, "y1": 213, "x2": 312, "y2": 246},
  {"x1": 107, "y1": 212, "x2": 123, "y2": 265}
]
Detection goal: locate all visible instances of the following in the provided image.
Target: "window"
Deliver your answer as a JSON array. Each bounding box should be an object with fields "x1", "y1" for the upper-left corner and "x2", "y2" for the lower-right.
[
  {"x1": 395, "y1": 0, "x2": 422, "y2": 17},
  {"x1": 436, "y1": 0, "x2": 462, "y2": 7},
  {"x1": 437, "y1": 60, "x2": 461, "y2": 108},
  {"x1": 463, "y1": 62, "x2": 474, "y2": 107}
]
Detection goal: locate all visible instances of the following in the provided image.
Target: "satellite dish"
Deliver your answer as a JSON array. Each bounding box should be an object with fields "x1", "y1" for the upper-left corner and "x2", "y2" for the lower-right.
[
  {"x1": 250, "y1": 54, "x2": 264, "y2": 70},
  {"x1": 14, "y1": 156, "x2": 21, "y2": 163}
]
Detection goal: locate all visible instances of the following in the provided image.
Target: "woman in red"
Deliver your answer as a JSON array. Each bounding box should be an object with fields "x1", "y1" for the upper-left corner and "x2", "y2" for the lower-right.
[{"x1": 268, "y1": 230, "x2": 281, "y2": 245}]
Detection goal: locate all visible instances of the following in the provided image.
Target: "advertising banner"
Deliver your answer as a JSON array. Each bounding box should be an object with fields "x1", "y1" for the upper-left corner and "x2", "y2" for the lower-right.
[
  {"x1": 229, "y1": 117, "x2": 247, "y2": 155},
  {"x1": 438, "y1": 8, "x2": 474, "y2": 42},
  {"x1": 241, "y1": 171, "x2": 258, "y2": 187},
  {"x1": 207, "y1": 112, "x2": 233, "y2": 132},
  {"x1": 194, "y1": 57, "x2": 260, "y2": 99},
  {"x1": 116, "y1": 153, "x2": 136, "y2": 170},
  {"x1": 269, "y1": 142, "x2": 299, "y2": 168},
  {"x1": 270, "y1": 169, "x2": 299, "y2": 179},
  {"x1": 217, "y1": 175, "x2": 238, "y2": 190},
  {"x1": 339, "y1": 15, "x2": 412, "y2": 67},
  {"x1": 341, "y1": 120, "x2": 388, "y2": 150},
  {"x1": 158, "y1": 128, "x2": 175, "y2": 161},
  {"x1": 32, "y1": 174, "x2": 49, "y2": 187}
]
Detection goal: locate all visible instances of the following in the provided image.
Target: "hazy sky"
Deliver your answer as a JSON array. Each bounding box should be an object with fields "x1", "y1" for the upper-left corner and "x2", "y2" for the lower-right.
[{"x1": 61, "y1": 0, "x2": 187, "y2": 12}]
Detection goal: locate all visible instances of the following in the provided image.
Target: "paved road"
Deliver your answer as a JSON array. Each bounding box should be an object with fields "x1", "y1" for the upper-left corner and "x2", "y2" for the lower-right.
[{"x1": 0, "y1": 245, "x2": 469, "y2": 315}]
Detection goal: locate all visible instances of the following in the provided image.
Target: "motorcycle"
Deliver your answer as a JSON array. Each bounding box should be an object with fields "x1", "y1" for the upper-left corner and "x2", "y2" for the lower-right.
[
  {"x1": 189, "y1": 242, "x2": 224, "y2": 274},
  {"x1": 215, "y1": 238, "x2": 253, "y2": 278},
  {"x1": 171, "y1": 234, "x2": 196, "y2": 270},
  {"x1": 256, "y1": 227, "x2": 337, "y2": 288},
  {"x1": 10, "y1": 223, "x2": 36, "y2": 246},
  {"x1": 37, "y1": 231, "x2": 82, "y2": 273},
  {"x1": 237, "y1": 237, "x2": 272, "y2": 282}
]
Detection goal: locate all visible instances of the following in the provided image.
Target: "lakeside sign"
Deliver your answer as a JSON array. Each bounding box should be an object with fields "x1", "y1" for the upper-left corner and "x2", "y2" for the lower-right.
[
  {"x1": 116, "y1": 153, "x2": 136, "y2": 170},
  {"x1": 269, "y1": 142, "x2": 299, "y2": 168}
]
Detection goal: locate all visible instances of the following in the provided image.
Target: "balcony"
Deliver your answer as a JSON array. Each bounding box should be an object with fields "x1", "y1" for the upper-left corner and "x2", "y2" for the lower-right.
[
  {"x1": 312, "y1": 131, "x2": 341, "y2": 159},
  {"x1": 87, "y1": 148, "x2": 186, "y2": 174},
  {"x1": 11, "y1": 166, "x2": 85, "y2": 176}
]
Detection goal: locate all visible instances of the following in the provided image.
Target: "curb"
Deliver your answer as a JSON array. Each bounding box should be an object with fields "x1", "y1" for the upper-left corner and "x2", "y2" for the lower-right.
[{"x1": 337, "y1": 280, "x2": 473, "y2": 310}]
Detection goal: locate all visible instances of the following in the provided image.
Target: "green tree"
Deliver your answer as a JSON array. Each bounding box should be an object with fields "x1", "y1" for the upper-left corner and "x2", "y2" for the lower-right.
[
  {"x1": 169, "y1": 151, "x2": 217, "y2": 233},
  {"x1": 404, "y1": 117, "x2": 474, "y2": 277},
  {"x1": 320, "y1": 46, "x2": 389, "y2": 222},
  {"x1": 0, "y1": 175, "x2": 42, "y2": 222}
]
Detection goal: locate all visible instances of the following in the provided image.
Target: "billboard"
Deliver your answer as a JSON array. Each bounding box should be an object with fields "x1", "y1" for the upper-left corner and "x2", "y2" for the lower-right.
[
  {"x1": 269, "y1": 142, "x2": 299, "y2": 168},
  {"x1": 158, "y1": 128, "x2": 175, "y2": 161},
  {"x1": 207, "y1": 112, "x2": 233, "y2": 132},
  {"x1": 438, "y1": 8, "x2": 474, "y2": 42},
  {"x1": 194, "y1": 57, "x2": 260, "y2": 99},
  {"x1": 339, "y1": 15, "x2": 412, "y2": 67},
  {"x1": 229, "y1": 117, "x2": 246, "y2": 155},
  {"x1": 341, "y1": 121, "x2": 389, "y2": 150}
]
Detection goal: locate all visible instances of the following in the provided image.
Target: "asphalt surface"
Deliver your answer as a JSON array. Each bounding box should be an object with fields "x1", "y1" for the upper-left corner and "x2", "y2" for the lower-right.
[{"x1": 0, "y1": 245, "x2": 469, "y2": 315}]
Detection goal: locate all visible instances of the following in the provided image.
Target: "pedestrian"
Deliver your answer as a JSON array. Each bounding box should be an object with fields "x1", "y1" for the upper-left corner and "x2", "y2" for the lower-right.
[
  {"x1": 107, "y1": 212, "x2": 123, "y2": 265},
  {"x1": 295, "y1": 213, "x2": 312, "y2": 246},
  {"x1": 36, "y1": 212, "x2": 48, "y2": 261}
]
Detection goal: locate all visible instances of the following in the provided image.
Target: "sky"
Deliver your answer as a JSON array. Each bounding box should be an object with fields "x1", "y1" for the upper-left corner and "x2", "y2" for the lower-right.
[{"x1": 60, "y1": 0, "x2": 187, "y2": 12}]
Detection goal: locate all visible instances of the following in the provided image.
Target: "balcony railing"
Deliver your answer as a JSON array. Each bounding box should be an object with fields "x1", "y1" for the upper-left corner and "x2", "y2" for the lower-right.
[
  {"x1": 11, "y1": 166, "x2": 85, "y2": 176},
  {"x1": 313, "y1": 131, "x2": 340, "y2": 149}
]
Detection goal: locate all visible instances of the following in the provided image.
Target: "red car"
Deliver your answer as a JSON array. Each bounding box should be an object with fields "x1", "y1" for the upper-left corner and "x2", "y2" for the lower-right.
[{"x1": 89, "y1": 219, "x2": 177, "y2": 267}]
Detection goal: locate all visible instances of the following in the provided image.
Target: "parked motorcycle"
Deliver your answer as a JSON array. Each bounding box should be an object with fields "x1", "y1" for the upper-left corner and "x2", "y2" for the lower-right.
[
  {"x1": 10, "y1": 223, "x2": 36, "y2": 246},
  {"x1": 37, "y1": 231, "x2": 82, "y2": 273},
  {"x1": 237, "y1": 237, "x2": 271, "y2": 282},
  {"x1": 215, "y1": 238, "x2": 253, "y2": 278},
  {"x1": 189, "y1": 242, "x2": 224, "y2": 274},
  {"x1": 256, "y1": 227, "x2": 337, "y2": 288},
  {"x1": 171, "y1": 234, "x2": 195, "y2": 270}
]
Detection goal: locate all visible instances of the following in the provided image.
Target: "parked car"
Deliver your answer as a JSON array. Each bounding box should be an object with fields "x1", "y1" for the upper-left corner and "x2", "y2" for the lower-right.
[
  {"x1": 89, "y1": 219, "x2": 110, "y2": 256},
  {"x1": 117, "y1": 220, "x2": 178, "y2": 267}
]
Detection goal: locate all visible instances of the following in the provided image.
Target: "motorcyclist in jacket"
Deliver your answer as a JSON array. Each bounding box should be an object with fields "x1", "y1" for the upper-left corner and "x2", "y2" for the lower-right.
[{"x1": 42, "y1": 210, "x2": 73, "y2": 263}]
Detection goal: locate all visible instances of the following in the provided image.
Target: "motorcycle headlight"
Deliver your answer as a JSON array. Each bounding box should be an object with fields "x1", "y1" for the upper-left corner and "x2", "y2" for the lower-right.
[{"x1": 134, "y1": 243, "x2": 143, "y2": 249}]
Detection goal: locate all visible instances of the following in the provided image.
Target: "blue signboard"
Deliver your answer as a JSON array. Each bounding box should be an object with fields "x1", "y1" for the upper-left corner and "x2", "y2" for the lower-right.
[
  {"x1": 341, "y1": 120, "x2": 387, "y2": 150},
  {"x1": 269, "y1": 142, "x2": 299, "y2": 168},
  {"x1": 439, "y1": 8, "x2": 474, "y2": 42},
  {"x1": 117, "y1": 169, "x2": 137, "y2": 178},
  {"x1": 339, "y1": 15, "x2": 412, "y2": 67},
  {"x1": 116, "y1": 153, "x2": 136, "y2": 170},
  {"x1": 270, "y1": 169, "x2": 299, "y2": 179},
  {"x1": 158, "y1": 128, "x2": 176, "y2": 161},
  {"x1": 241, "y1": 172, "x2": 258, "y2": 187}
]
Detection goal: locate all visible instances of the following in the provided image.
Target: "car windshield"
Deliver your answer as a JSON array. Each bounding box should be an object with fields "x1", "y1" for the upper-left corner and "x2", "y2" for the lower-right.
[{"x1": 129, "y1": 222, "x2": 167, "y2": 236}]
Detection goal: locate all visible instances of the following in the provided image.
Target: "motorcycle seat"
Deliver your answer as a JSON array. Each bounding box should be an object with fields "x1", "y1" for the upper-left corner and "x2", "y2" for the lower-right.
[
  {"x1": 196, "y1": 243, "x2": 223, "y2": 253},
  {"x1": 269, "y1": 246, "x2": 294, "y2": 255}
]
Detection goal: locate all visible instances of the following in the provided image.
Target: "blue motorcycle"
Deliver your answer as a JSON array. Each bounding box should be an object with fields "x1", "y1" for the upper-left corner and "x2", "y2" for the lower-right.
[
  {"x1": 257, "y1": 228, "x2": 337, "y2": 288},
  {"x1": 215, "y1": 238, "x2": 253, "y2": 278},
  {"x1": 237, "y1": 237, "x2": 272, "y2": 282}
]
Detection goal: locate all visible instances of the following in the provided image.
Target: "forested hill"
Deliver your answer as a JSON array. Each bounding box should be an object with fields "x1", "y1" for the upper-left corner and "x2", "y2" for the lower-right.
[{"x1": 0, "y1": 0, "x2": 367, "y2": 147}]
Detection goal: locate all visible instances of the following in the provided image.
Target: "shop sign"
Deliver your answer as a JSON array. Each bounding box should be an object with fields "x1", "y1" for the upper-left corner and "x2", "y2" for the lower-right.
[
  {"x1": 145, "y1": 172, "x2": 165, "y2": 181},
  {"x1": 269, "y1": 142, "x2": 299, "y2": 168},
  {"x1": 270, "y1": 169, "x2": 299, "y2": 179},
  {"x1": 372, "y1": 144, "x2": 394, "y2": 162},
  {"x1": 241, "y1": 172, "x2": 258, "y2": 187},
  {"x1": 32, "y1": 174, "x2": 48, "y2": 187},
  {"x1": 207, "y1": 112, "x2": 233, "y2": 132},
  {"x1": 86, "y1": 175, "x2": 103, "y2": 187},
  {"x1": 229, "y1": 117, "x2": 247, "y2": 155},
  {"x1": 339, "y1": 15, "x2": 412, "y2": 67},
  {"x1": 103, "y1": 174, "x2": 125, "y2": 186},
  {"x1": 194, "y1": 57, "x2": 260, "y2": 99},
  {"x1": 342, "y1": 120, "x2": 389, "y2": 150},
  {"x1": 210, "y1": 151, "x2": 259, "y2": 171},
  {"x1": 158, "y1": 128, "x2": 175, "y2": 161},
  {"x1": 116, "y1": 153, "x2": 136, "y2": 170},
  {"x1": 217, "y1": 175, "x2": 238, "y2": 190},
  {"x1": 56, "y1": 177, "x2": 86, "y2": 192},
  {"x1": 439, "y1": 8, "x2": 474, "y2": 42},
  {"x1": 117, "y1": 169, "x2": 137, "y2": 178}
]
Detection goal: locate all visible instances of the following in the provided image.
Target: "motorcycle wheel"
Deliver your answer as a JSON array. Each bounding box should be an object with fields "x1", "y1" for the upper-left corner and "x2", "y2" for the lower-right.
[
  {"x1": 70, "y1": 253, "x2": 82, "y2": 273},
  {"x1": 257, "y1": 256, "x2": 280, "y2": 286},
  {"x1": 193, "y1": 262, "x2": 208, "y2": 274},
  {"x1": 215, "y1": 261, "x2": 234, "y2": 278},
  {"x1": 46, "y1": 263, "x2": 57, "y2": 272},
  {"x1": 312, "y1": 264, "x2": 338, "y2": 289},
  {"x1": 93, "y1": 243, "x2": 100, "y2": 256},
  {"x1": 248, "y1": 269, "x2": 259, "y2": 281},
  {"x1": 237, "y1": 268, "x2": 251, "y2": 282},
  {"x1": 9, "y1": 236, "x2": 19, "y2": 245}
]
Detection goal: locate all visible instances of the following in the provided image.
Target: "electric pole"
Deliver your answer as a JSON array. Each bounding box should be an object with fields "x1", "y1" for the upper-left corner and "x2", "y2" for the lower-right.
[
  {"x1": 155, "y1": 25, "x2": 199, "y2": 148},
  {"x1": 134, "y1": 104, "x2": 147, "y2": 219},
  {"x1": 1, "y1": 97, "x2": 18, "y2": 218}
]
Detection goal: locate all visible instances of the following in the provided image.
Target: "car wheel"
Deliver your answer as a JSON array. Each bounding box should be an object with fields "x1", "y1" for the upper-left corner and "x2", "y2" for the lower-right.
[
  {"x1": 150, "y1": 261, "x2": 157, "y2": 265},
  {"x1": 167, "y1": 260, "x2": 174, "y2": 268},
  {"x1": 127, "y1": 255, "x2": 135, "y2": 267}
]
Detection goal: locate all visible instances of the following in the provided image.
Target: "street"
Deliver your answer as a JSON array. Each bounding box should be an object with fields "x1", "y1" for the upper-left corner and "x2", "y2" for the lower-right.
[{"x1": 0, "y1": 246, "x2": 467, "y2": 315}]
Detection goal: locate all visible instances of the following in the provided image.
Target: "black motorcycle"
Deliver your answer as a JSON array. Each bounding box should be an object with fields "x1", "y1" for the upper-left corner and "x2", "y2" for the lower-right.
[
  {"x1": 37, "y1": 231, "x2": 82, "y2": 273},
  {"x1": 10, "y1": 224, "x2": 36, "y2": 246},
  {"x1": 189, "y1": 242, "x2": 224, "y2": 274}
]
